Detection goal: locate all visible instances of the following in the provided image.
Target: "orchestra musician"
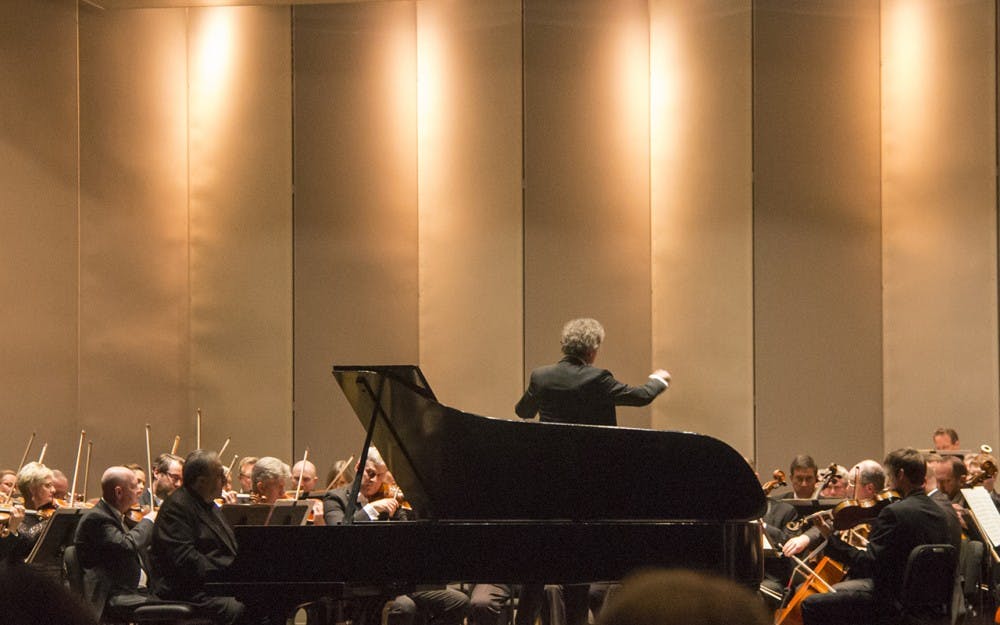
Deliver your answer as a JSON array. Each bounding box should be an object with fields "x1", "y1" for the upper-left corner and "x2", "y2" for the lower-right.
[
  {"x1": 51, "y1": 469, "x2": 70, "y2": 502},
  {"x1": 150, "y1": 450, "x2": 247, "y2": 625},
  {"x1": 2, "y1": 462, "x2": 57, "y2": 560},
  {"x1": 322, "y1": 448, "x2": 469, "y2": 625},
  {"x1": 325, "y1": 459, "x2": 355, "y2": 489},
  {"x1": 780, "y1": 454, "x2": 819, "y2": 500},
  {"x1": 817, "y1": 465, "x2": 849, "y2": 498},
  {"x1": 800, "y1": 448, "x2": 961, "y2": 625},
  {"x1": 512, "y1": 318, "x2": 671, "y2": 625},
  {"x1": 249, "y1": 457, "x2": 290, "y2": 504},
  {"x1": 73, "y1": 466, "x2": 158, "y2": 621},
  {"x1": 933, "y1": 455, "x2": 968, "y2": 529},
  {"x1": 139, "y1": 453, "x2": 183, "y2": 508},
  {"x1": 933, "y1": 427, "x2": 961, "y2": 452},
  {"x1": 236, "y1": 456, "x2": 258, "y2": 494},
  {"x1": 1, "y1": 469, "x2": 17, "y2": 501},
  {"x1": 290, "y1": 459, "x2": 320, "y2": 492}
]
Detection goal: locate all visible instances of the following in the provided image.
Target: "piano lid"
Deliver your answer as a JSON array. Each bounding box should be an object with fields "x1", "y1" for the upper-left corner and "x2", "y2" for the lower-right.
[{"x1": 333, "y1": 365, "x2": 766, "y2": 522}]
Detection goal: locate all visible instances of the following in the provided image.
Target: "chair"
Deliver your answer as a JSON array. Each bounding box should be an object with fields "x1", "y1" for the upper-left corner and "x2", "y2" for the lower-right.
[
  {"x1": 62, "y1": 545, "x2": 214, "y2": 624},
  {"x1": 895, "y1": 543, "x2": 959, "y2": 625},
  {"x1": 956, "y1": 539, "x2": 985, "y2": 620}
]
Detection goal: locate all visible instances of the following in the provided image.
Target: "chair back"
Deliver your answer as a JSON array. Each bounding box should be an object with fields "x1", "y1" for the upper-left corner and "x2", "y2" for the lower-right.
[
  {"x1": 62, "y1": 544, "x2": 84, "y2": 596},
  {"x1": 898, "y1": 543, "x2": 958, "y2": 622}
]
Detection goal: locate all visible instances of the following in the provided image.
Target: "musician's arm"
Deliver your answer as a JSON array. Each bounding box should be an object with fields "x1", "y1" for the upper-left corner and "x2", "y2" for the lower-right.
[{"x1": 515, "y1": 379, "x2": 540, "y2": 420}]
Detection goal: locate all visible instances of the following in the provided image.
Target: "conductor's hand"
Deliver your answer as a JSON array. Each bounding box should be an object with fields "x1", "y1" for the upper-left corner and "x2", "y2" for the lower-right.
[
  {"x1": 369, "y1": 497, "x2": 400, "y2": 517},
  {"x1": 652, "y1": 369, "x2": 671, "y2": 384}
]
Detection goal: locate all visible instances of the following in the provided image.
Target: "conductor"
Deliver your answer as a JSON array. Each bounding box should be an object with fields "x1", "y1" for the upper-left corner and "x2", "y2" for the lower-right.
[
  {"x1": 510, "y1": 318, "x2": 671, "y2": 625},
  {"x1": 515, "y1": 317, "x2": 671, "y2": 426}
]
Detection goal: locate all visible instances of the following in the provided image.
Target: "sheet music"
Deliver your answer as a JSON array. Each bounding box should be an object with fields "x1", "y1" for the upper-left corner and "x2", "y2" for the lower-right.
[{"x1": 961, "y1": 487, "x2": 1000, "y2": 548}]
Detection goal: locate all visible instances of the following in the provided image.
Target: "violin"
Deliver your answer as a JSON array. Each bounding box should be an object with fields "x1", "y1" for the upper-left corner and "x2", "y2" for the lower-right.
[
  {"x1": 378, "y1": 482, "x2": 412, "y2": 511},
  {"x1": 964, "y1": 459, "x2": 998, "y2": 487},
  {"x1": 762, "y1": 469, "x2": 787, "y2": 495},
  {"x1": 826, "y1": 489, "x2": 901, "y2": 530}
]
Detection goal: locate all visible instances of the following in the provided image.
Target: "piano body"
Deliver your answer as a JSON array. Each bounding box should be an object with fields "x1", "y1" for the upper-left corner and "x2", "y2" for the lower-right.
[{"x1": 211, "y1": 365, "x2": 766, "y2": 617}]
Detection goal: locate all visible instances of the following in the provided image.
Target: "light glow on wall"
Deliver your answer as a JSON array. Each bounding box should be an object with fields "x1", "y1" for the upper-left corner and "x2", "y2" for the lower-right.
[
  {"x1": 192, "y1": 8, "x2": 236, "y2": 101},
  {"x1": 883, "y1": 0, "x2": 932, "y2": 169},
  {"x1": 650, "y1": 15, "x2": 682, "y2": 181}
]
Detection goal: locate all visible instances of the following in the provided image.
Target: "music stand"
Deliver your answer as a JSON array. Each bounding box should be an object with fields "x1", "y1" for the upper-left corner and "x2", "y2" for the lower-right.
[
  {"x1": 25, "y1": 507, "x2": 85, "y2": 577},
  {"x1": 221, "y1": 501, "x2": 310, "y2": 527},
  {"x1": 961, "y1": 487, "x2": 1000, "y2": 563}
]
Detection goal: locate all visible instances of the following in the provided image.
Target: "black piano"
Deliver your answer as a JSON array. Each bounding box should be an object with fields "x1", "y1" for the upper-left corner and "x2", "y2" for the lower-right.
[{"x1": 211, "y1": 365, "x2": 766, "y2": 619}]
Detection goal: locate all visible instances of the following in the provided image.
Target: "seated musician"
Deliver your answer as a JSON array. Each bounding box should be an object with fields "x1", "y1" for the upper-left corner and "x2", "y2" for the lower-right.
[
  {"x1": 150, "y1": 450, "x2": 246, "y2": 625},
  {"x1": 933, "y1": 426, "x2": 961, "y2": 452},
  {"x1": 322, "y1": 448, "x2": 469, "y2": 625},
  {"x1": 800, "y1": 448, "x2": 962, "y2": 625},
  {"x1": 236, "y1": 456, "x2": 257, "y2": 495},
  {"x1": 51, "y1": 469, "x2": 70, "y2": 502},
  {"x1": 934, "y1": 455, "x2": 969, "y2": 529},
  {"x1": 2, "y1": 462, "x2": 58, "y2": 560},
  {"x1": 325, "y1": 459, "x2": 355, "y2": 489},
  {"x1": 139, "y1": 453, "x2": 184, "y2": 508},
  {"x1": 291, "y1": 459, "x2": 320, "y2": 492},
  {"x1": 250, "y1": 457, "x2": 290, "y2": 504},
  {"x1": 779, "y1": 455, "x2": 825, "y2": 558},
  {"x1": 74, "y1": 466, "x2": 158, "y2": 621},
  {"x1": 0, "y1": 469, "x2": 17, "y2": 502},
  {"x1": 818, "y1": 465, "x2": 848, "y2": 498}
]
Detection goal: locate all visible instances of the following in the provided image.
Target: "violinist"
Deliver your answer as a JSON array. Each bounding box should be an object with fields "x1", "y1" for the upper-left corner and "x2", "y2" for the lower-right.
[
  {"x1": 236, "y1": 456, "x2": 257, "y2": 494},
  {"x1": 322, "y1": 448, "x2": 469, "y2": 625},
  {"x1": 0, "y1": 469, "x2": 17, "y2": 502},
  {"x1": 139, "y1": 453, "x2": 183, "y2": 508},
  {"x1": 73, "y1": 466, "x2": 158, "y2": 621},
  {"x1": 817, "y1": 465, "x2": 849, "y2": 498},
  {"x1": 800, "y1": 448, "x2": 961, "y2": 625},
  {"x1": 2, "y1": 462, "x2": 57, "y2": 560},
  {"x1": 933, "y1": 455, "x2": 968, "y2": 529},
  {"x1": 290, "y1": 460, "x2": 320, "y2": 492},
  {"x1": 249, "y1": 457, "x2": 290, "y2": 504},
  {"x1": 51, "y1": 469, "x2": 70, "y2": 502}
]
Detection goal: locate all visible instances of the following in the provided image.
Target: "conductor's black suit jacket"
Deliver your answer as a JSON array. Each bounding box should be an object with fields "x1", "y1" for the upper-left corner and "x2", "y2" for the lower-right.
[
  {"x1": 150, "y1": 486, "x2": 238, "y2": 601},
  {"x1": 74, "y1": 499, "x2": 155, "y2": 620},
  {"x1": 515, "y1": 356, "x2": 667, "y2": 426}
]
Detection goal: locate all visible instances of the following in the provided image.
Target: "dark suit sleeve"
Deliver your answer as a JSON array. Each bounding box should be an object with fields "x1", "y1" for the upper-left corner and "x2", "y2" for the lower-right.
[
  {"x1": 76, "y1": 512, "x2": 153, "y2": 569},
  {"x1": 599, "y1": 371, "x2": 667, "y2": 407},
  {"x1": 154, "y1": 501, "x2": 219, "y2": 583},
  {"x1": 323, "y1": 490, "x2": 371, "y2": 524},
  {"x1": 515, "y1": 375, "x2": 540, "y2": 420}
]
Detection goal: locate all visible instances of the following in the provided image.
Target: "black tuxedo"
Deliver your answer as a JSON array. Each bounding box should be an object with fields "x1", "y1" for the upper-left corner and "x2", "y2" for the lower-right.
[
  {"x1": 515, "y1": 356, "x2": 667, "y2": 426},
  {"x1": 802, "y1": 489, "x2": 962, "y2": 625},
  {"x1": 322, "y1": 486, "x2": 411, "y2": 525},
  {"x1": 151, "y1": 486, "x2": 244, "y2": 625},
  {"x1": 74, "y1": 499, "x2": 156, "y2": 620}
]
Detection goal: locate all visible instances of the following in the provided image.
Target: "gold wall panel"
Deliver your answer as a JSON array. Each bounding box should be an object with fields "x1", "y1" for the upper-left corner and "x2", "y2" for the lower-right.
[
  {"x1": 523, "y1": 0, "x2": 654, "y2": 429},
  {"x1": 649, "y1": 0, "x2": 754, "y2": 452},
  {"x1": 292, "y1": 2, "x2": 420, "y2": 472},
  {"x1": 882, "y1": 0, "x2": 998, "y2": 451},
  {"x1": 187, "y1": 6, "x2": 293, "y2": 462},
  {"x1": 0, "y1": 0, "x2": 80, "y2": 474},
  {"x1": 753, "y1": 0, "x2": 882, "y2": 475},
  {"x1": 416, "y1": 0, "x2": 524, "y2": 420}
]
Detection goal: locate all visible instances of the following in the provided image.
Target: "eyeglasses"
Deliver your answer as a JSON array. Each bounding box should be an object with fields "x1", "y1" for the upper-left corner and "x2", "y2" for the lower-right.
[{"x1": 167, "y1": 473, "x2": 183, "y2": 482}]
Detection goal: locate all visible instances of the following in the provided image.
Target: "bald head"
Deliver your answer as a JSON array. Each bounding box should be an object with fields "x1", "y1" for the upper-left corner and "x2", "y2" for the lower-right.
[
  {"x1": 101, "y1": 466, "x2": 141, "y2": 513},
  {"x1": 291, "y1": 460, "x2": 318, "y2": 491}
]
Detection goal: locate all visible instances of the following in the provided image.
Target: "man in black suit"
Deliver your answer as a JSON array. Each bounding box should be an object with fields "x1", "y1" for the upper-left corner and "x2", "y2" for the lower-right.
[
  {"x1": 515, "y1": 318, "x2": 670, "y2": 426},
  {"x1": 801, "y1": 448, "x2": 962, "y2": 625},
  {"x1": 151, "y1": 449, "x2": 245, "y2": 625},
  {"x1": 323, "y1": 449, "x2": 468, "y2": 625},
  {"x1": 74, "y1": 466, "x2": 157, "y2": 621},
  {"x1": 512, "y1": 318, "x2": 671, "y2": 625}
]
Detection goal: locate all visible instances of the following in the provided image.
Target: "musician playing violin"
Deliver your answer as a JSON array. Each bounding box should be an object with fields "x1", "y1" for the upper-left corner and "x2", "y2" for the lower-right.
[
  {"x1": 800, "y1": 448, "x2": 961, "y2": 625},
  {"x1": 0, "y1": 469, "x2": 17, "y2": 501},
  {"x1": 291, "y1": 460, "x2": 320, "y2": 492},
  {"x1": 252, "y1": 457, "x2": 324, "y2": 525},
  {"x1": 73, "y1": 466, "x2": 158, "y2": 621},
  {"x1": 2, "y1": 462, "x2": 57, "y2": 560}
]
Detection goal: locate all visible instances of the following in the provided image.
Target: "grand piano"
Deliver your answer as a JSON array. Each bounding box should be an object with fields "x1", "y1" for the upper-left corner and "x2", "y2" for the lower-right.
[{"x1": 211, "y1": 365, "x2": 766, "y2": 620}]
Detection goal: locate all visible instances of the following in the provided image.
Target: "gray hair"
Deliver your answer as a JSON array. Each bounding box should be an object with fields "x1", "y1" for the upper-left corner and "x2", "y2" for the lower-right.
[
  {"x1": 853, "y1": 460, "x2": 885, "y2": 491},
  {"x1": 560, "y1": 318, "x2": 605, "y2": 358},
  {"x1": 252, "y1": 456, "x2": 290, "y2": 484},
  {"x1": 16, "y1": 462, "x2": 53, "y2": 499}
]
